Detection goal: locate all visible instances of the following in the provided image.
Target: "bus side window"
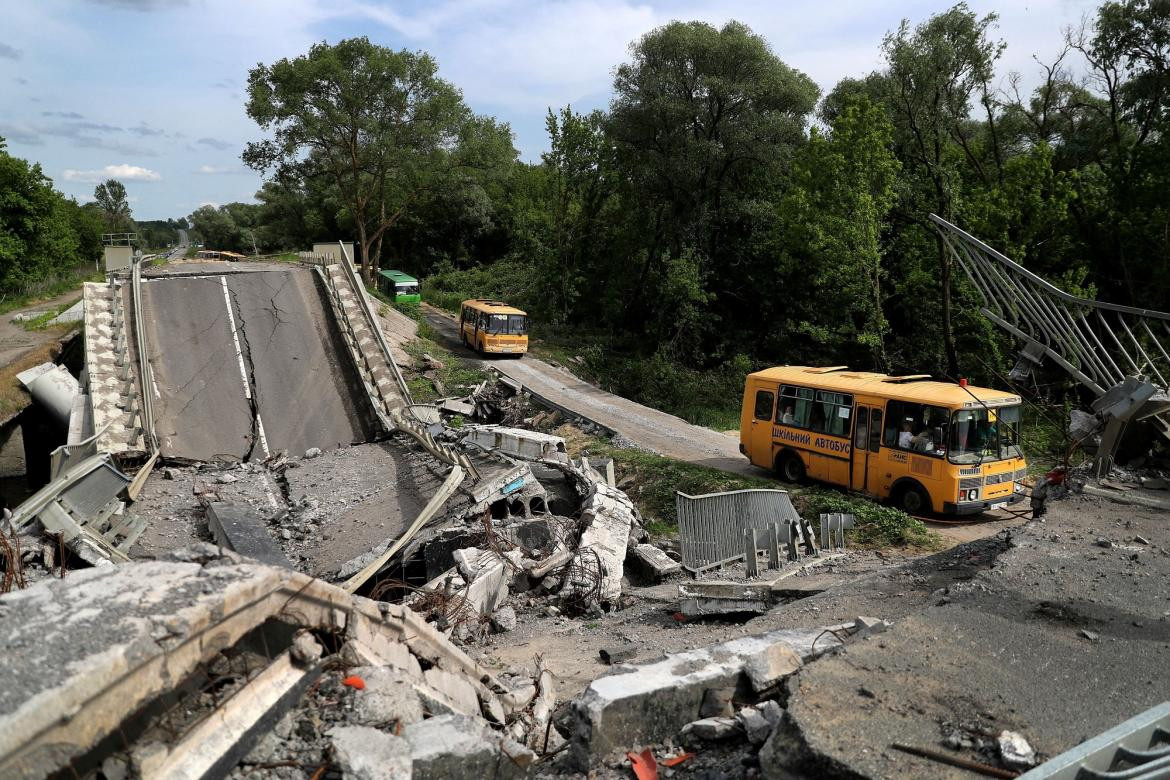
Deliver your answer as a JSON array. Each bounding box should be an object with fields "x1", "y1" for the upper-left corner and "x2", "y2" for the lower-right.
[
  {"x1": 883, "y1": 400, "x2": 903, "y2": 447},
  {"x1": 753, "y1": 390, "x2": 775, "y2": 421},
  {"x1": 853, "y1": 407, "x2": 868, "y2": 450},
  {"x1": 869, "y1": 409, "x2": 883, "y2": 452}
]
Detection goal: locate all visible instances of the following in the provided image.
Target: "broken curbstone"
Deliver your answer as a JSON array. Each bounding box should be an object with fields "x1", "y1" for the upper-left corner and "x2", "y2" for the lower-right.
[
  {"x1": 349, "y1": 666, "x2": 425, "y2": 728},
  {"x1": 598, "y1": 646, "x2": 636, "y2": 665},
  {"x1": 743, "y1": 643, "x2": 803, "y2": 692},
  {"x1": 329, "y1": 725, "x2": 411, "y2": 780},
  {"x1": 681, "y1": 716, "x2": 742, "y2": 741},
  {"x1": 403, "y1": 714, "x2": 528, "y2": 780}
]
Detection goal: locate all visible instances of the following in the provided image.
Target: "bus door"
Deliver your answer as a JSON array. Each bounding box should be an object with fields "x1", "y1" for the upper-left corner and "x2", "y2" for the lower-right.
[
  {"x1": 850, "y1": 404, "x2": 884, "y2": 493},
  {"x1": 748, "y1": 385, "x2": 777, "y2": 468}
]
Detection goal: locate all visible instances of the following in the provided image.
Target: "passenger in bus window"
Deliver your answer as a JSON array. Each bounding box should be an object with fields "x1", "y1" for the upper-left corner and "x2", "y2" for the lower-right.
[
  {"x1": 898, "y1": 420, "x2": 914, "y2": 448},
  {"x1": 809, "y1": 404, "x2": 826, "y2": 432},
  {"x1": 781, "y1": 406, "x2": 794, "y2": 424}
]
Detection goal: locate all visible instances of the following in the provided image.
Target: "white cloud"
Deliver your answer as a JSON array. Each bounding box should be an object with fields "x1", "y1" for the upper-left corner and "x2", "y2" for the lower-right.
[
  {"x1": 62, "y1": 164, "x2": 162, "y2": 183},
  {"x1": 196, "y1": 164, "x2": 240, "y2": 174}
]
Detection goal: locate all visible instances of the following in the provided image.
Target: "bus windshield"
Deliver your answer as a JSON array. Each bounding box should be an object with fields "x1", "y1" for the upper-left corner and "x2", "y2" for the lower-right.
[
  {"x1": 486, "y1": 314, "x2": 527, "y2": 335},
  {"x1": 949, "y1": 405, "x2": 1022, "y2": 464}
]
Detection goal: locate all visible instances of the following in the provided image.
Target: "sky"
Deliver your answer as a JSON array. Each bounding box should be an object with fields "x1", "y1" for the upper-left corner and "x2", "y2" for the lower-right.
[{"x1": 0, "y1": 0, "x2": 1101, "y2": 220}]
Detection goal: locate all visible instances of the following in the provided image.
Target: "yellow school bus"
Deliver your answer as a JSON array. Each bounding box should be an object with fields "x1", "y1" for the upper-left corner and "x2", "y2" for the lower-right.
[
  {"x1": 740, "y1": 366, "x2": 1028, "y2": 515},
  {"x1": 459, "y1": 299, "x2": 528, "y2": 356}
]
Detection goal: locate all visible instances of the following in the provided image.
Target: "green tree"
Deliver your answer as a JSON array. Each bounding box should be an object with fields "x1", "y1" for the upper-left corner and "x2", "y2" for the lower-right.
[
  {"x1": 0, "y1": 140, "x2": 85, "y2": 296},
  {"x1": 93, "y1": 179, "x2": 133, "y2": 233},
  {"x1": 188, "y1": 205, "x2": 244, "y2": 252},
  {"x1": 244, "y1": 37, "x2": 485, "y2": 283},
  {"x1": 780, "y1": 96, "x2": 901, "y2": 369},
  {"x1": 881, "y1": 3, "x2": 1003, "y2": 375},
  {"x1": 606, "y1": 20, "x2": 819, "y2": 353}
]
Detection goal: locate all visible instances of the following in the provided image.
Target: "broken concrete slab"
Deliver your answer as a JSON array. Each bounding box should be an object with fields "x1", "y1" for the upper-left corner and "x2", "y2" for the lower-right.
[
  {"x1": 628, "y1": 543, "x2": 682, "y2": 581},
  {"x1": 205, "y1": 503, "x2": 291, "y2": 569},
  {"x1": 568, "y1": 626, "x2": 842, "y2": 769},
  {"x1": 329, "y1": 726, "x2": 412, "y2": 780},
  {"x1": 349, "y1": 666, "x2": 425, "y2": 728},
  {"x1": 403, "y1": 714, "x2": 528, "y2": 780},
  {"x1": 423, "y1": 668, "x2": 482, "y2": 716},
  {"x1": 0, "y1": 544, "x2": 522, "y2": 779},
  {"x1": 559, "y1": 482, "x2": 637, "y2": 605},
  {"x1": 677, "y1": 561, "x2": 845, "y2": 617},
  {"x1": 461, "y1": 424, "x2": 569, "y2": 463}
]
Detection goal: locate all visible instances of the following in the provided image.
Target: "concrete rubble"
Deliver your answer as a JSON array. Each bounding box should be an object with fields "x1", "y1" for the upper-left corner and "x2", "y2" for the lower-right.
[{"x1": 0, "y1": 545, "x2": 559, "y2": 779}]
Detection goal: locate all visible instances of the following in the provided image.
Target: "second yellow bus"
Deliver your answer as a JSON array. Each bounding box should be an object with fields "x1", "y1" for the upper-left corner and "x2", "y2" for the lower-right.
[{"x1": 459, "y1": 299, "x2": 529, "y2": 356}]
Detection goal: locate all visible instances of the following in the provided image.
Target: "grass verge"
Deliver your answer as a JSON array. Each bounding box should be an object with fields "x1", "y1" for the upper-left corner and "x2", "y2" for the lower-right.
[
  {"x1": 401, "y1": 330, "x2": 491, "y2": 403},
  {"x1": 559, "y1": 431, "x2": 940, "y2": 551},
  {"x1": 0, "y1": 269, "x2": 101, "y2": 317}
]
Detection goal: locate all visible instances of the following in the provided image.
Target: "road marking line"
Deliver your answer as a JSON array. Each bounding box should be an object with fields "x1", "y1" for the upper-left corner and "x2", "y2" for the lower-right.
[{"x1": 220, "y1": 276, "x2": 271, "y2": 458}]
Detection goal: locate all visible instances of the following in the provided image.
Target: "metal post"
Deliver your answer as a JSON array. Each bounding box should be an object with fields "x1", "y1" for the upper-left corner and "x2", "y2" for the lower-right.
[
  {"x1": 785, "y1": 520, "x2": 798, "y2": 562},
  {"x1": 766, "y1": 523, "x2": 779, "y2": 570},
  {"x1": 744, "y1": 528, "x2": 758, "y2": 577}
]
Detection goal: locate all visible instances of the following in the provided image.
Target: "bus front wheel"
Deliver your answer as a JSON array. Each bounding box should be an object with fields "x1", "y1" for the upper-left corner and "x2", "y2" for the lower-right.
[
  {"x1": 777, "y1": 452, "x2": 806, "y2": 484},
  {"x1": 894, "y1": 482, "x2": 931, "y2": 516}
]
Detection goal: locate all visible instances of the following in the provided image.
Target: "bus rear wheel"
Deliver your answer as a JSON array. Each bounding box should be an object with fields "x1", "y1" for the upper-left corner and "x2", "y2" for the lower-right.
[
  {"x1": 894, "y1": 482, "x2": 931, "y2": 516},
  {"x1": 777, "y1": 452, "x2": 806, "y2": 484}
]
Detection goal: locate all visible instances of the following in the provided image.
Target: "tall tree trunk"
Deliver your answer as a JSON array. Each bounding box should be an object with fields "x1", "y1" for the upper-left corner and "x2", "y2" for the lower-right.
[{"x1": 356, "y1": 221, "x2": 373, "y2": 285}]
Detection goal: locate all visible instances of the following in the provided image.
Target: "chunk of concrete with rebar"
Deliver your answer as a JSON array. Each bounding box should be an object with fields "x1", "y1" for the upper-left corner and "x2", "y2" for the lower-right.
[{"x1": 559, "y1": 482, "x2": 637, "y2": 604}]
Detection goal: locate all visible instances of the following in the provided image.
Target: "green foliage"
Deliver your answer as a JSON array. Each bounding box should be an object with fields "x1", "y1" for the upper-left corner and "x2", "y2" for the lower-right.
[
  {"x1": 93, "y1": 179, "x2": 132, "y2": 233},
  {"x1": 233, "y1": 6, "x2": 1170, "y2": 436},
  {"x1": 0, "y1": 144, "x2": 100, "y2": 302},
  {"x1": 244, "y1": 37, "x2": 516, "y2": 282},
  {"x1": 798, "y1": 488, "x2": 941, "y2": 549}
]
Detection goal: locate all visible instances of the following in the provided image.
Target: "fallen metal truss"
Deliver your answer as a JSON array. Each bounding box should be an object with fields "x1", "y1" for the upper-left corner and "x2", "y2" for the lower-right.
[
  {"x1": 1019, "y1": 700, "x2": 1170, "y2": 779},
  {"x1": 931, "y1": 214, "x2": 1170, "y2": 469}
]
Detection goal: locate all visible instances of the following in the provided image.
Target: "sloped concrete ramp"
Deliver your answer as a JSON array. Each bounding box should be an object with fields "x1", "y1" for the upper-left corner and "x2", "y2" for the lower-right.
[{"x1": 137, "y1": 264, "x2": 378, "y2": 461}]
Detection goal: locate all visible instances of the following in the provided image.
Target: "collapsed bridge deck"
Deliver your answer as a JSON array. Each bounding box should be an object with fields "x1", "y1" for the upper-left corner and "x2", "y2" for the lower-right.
[{"x1": 132, "y1": 263, "x2": 380, "y2": 461}]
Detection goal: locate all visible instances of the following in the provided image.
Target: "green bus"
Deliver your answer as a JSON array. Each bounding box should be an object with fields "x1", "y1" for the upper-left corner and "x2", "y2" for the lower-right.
[{"x1": 377, "y1": 270, "x2": 421, "y2": 303}]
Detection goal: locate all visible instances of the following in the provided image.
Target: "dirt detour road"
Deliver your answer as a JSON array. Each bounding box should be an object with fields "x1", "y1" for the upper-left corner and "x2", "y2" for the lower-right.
[{"x1": 422, "y1": 304, "x2": 755, "y2": 475}]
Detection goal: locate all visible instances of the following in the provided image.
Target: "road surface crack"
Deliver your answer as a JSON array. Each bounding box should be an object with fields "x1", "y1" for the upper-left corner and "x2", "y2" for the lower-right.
[{"x1": 227, "y1": 285, "x2": 265, "y2": 462}]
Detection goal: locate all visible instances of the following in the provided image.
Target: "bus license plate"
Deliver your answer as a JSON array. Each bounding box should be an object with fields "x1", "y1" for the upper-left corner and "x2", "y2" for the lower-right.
[{"x1": 990, "y1": 501, "x2": 1007, "y2": 511}]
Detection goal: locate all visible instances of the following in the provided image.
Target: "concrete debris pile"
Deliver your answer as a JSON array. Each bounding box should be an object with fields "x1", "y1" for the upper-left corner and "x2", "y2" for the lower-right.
[
  {"x1": 0, "y1": 545, "x2": 559, "y2": 779},
  {"x1": 406, "y1": 448, "x2": 652, "y2": 639},
  {"x1": 564, "y1": 616, "x2": 890, "y2": 772}
]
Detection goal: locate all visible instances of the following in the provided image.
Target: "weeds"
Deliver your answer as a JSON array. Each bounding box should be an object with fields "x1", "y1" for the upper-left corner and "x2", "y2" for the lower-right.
[
  {"x1": 0, "y1": 267, "x2": 99, "y2": 316},
  {"x1": 796, "y1": 487, "x2": 941, "y2": 550},
  {"x1": 402, "y1": 334, "x2": 490, "y2": 403}
]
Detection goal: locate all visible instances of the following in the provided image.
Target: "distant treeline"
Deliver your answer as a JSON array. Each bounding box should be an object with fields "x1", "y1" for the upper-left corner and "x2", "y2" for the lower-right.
[{"x1": 207, "y1": 1, "x2": 1168, "y2": 391}]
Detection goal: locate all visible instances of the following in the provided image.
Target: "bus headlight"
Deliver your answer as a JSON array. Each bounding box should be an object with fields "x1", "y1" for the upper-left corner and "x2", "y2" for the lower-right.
[{"x1": 958, "y1": 488, "x2": 980, "y2": 502}]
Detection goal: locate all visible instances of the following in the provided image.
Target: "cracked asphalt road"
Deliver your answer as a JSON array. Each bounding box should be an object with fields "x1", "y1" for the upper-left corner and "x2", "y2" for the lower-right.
[{"x1": 138, "y1": 264, "x2": 378, "y2": 461}]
